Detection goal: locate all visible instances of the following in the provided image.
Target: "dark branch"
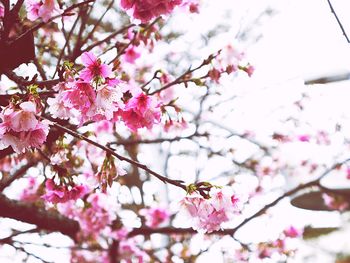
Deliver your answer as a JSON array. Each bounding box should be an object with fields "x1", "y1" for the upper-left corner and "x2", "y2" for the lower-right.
[{"x1": 0, "y1": 194, "x2": 80, "y2": 240}]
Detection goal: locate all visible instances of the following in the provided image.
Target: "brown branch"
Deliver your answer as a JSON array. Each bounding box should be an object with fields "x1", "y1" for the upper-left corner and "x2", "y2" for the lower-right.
[
  {"x1": 0, "y1": 194, "x2": 80, "y2": 240},
  {"x1": 0, "y1": 160, "x2": 39, "y2": 192},
  {"x1": 327, "y1": 0, "x2": 350, "y2": 43},
  {"x1": 9, "y1": 0, "x2": 96, "y2": 45},
  {"x1": 109, "y1": 132, "x2": 204, "y2": 146}
]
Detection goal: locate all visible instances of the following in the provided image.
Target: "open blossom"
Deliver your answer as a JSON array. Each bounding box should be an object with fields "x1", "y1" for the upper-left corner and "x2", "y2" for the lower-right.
[
  {"x1": 60, "y1": 81, "x2": 96, "y2": 122},
  {"x1": 0, "y1": 101, "x2": 49, "y2": 153},
  {"x1": 79, "y1": 52, "x2": 112, "y2": 82},
  {"x1": 41, "y1": 179, "x2": 89, "y2": 204},
  {"x1": 25, "y1": 0, "x2": 60, "y2": 22},
  {"x1": 180, "y1": 188, "x2": 239, "y2": 233},
  {"x1": 120, "y1": 0, "x2": 182, "y2": 23},
  {"x1": 139, "y1": 207, "x2": 170, "y2": 228},
  {"x1": 87, "y1": 80, "x2": 124, "y2": 121},
  {"x1": 121, "y1": 92, "x2": 161, "y2": 131}
]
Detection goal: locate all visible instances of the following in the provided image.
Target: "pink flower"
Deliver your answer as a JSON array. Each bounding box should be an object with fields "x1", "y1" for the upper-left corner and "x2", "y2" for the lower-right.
[
  {"x1": 121, "y1": 93, "x2": 161, "y2": 131},
  {"x1": 41, "y1": 179, "x2": 89, "y2": 204},
  {"x1": 87, "y1": 81, "x2": 123, "y2": 121},
  {"x1": 10, "y1": 101, "x2": 38, "y2": 132},
  {"x1": 120, "y1": 0, "x2": 182, "y2": 23},
  {"x1": 25, "y1": 0, "x2": 60, "y2": 22},
  {"x1": 61, "y1": 81, "x2": 96, "y2": 120},
  {"x1": 139, "y1": 207, "x2": 170, "y2": 228},
  {"x1": 346, "y1": 167, "x2": 350, "y2": 180},
  {"x1": 297, "y1": 134, "x2": 310, "y2": 142},
  {"x1": 283, "y1": 226, "x2": 302, "y2": 238},
  {"x1": 79, "y1": 52, "x2": 112, "y2": 82},
  {"x1": 41, "y1": 179, "x2": 68, "y2": 203},
  {"x1": 124, "y1": 46, "x2": 141, "y2": 63},
  {"x1": 0, "y1": 101, "x2": 49, "y2": 153},
  {"x1": 180, "y1": 188, "x2": 239, "y2": 233}
]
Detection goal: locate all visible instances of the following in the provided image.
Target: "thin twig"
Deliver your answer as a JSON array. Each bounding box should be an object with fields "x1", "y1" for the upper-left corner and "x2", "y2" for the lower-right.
[
  {"x1": 326, "y1": 0, "x2": 350, "y2": 43},
  {"x1": 40, "y1": 116, "x2": 187, "y2": 190}
]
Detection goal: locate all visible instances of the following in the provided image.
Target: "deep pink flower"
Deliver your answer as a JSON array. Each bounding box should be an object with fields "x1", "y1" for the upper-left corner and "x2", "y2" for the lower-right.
[
  {"x1": 120, "y1": 0, "x2": 182, "y2": 23},
  {"x1": 41, "y1": 179, "x2": 68, "y2": 203},
  {"x1": 121, "y1": 93, "x2": 161, "y2": 131},
  {"x1": 297, "y1": 134, "x2": 310, "y2": 142},
  {"x1": 283, "y1": 226, "x2": 302, "y2": 238},
  {"x1": 41, "y1": 179, "x2": 89, "y2": 204},
  {"x1": 79, "y1": 52, "x2": 112, "y2": 82}
]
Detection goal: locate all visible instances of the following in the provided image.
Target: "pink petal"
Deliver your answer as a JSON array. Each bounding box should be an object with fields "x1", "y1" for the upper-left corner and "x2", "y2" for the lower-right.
[{"x1": 81, "y1": 51, "x2": 97, "y2": 66}]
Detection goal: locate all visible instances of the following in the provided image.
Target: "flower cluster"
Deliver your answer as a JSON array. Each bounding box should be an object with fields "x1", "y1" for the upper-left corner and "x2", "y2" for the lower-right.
[
  {"x1": 120, "y1": 0, "x2": 182, "y2": 23},
  {"x1": 139, "y1": 206, "x2": 171, "y2": 228},
  {"x1": 25, "y1": 0, "x2": 60, "y2": 22},
  {"x1": 41, "y1": 179, "x2": 89, "y2": 204},
  {"x1": 180, "y1": 188, "x2": 239, "y2": 233},
  {"x1": 48, "y1": 52, "x2": 162, "y2": 131},
  {"x1": 121, "y1": 92, "x2": 161, "y2": 131},
  {"x1": 0, "y1": 101, "x2": 49, "y2": 153}
]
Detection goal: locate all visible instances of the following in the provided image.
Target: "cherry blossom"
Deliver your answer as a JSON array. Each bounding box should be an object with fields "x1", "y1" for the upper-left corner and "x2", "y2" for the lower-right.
[
  {"x1": 0, "y1": 101, "x2": 49, "y2": 153},
  {"x1": 120, "y1": 0, "x2": 183, "y2": 23},
  {"x1": 79, "y1": 52, "x2": 112, "y2": 82},
  {"x1": 41, "y1": 179, "x2": 89, "y2": 204},
  {"x1": 139, "y1": 207, "x2": 171, "y2": 228},
  {"x1": 283, "y1": 226, "x2": 302, "y2": 238},
  {"x1": 180, "y1": 188, "x2": 239, "y2": 233},
  {"x1": 121, "y1": 92, "x2": 161, "y2": 131},
  {"x1": 25, "y1": 0, "x2": 60, "y2": 22}
]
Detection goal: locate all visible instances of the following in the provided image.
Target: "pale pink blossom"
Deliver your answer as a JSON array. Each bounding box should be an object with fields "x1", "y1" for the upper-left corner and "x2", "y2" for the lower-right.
[
  {"x1": 10, "y1": 101, "x2": 38, "y2": 132},
  {"x1": 180, "y1": 188, "x2": 239, "y2": 233},
  {"x1": 124, "y1": 46, "x2": 141, "y2": 64},
  {"x1": 87, "y1": 82, "x2": 123, "y2": 121},
  {"x1": 139, "y1": 207, "x2": 170, "y2": 228},
  {"x1": 0, "y1": 101, "x2": 49, "y2": 153},
  {"x1": 25, "y1": 0, "x2": 60, "y2": 22}
]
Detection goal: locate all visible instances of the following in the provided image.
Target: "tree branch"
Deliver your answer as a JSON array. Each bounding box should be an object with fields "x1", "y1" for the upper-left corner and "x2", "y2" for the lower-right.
[
  {"x1": 0, "y1": 194, "x2": 80, "y2": 240},
  {"x1": 326, "y1": 0, "x2": 350, "y2": 43}
]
